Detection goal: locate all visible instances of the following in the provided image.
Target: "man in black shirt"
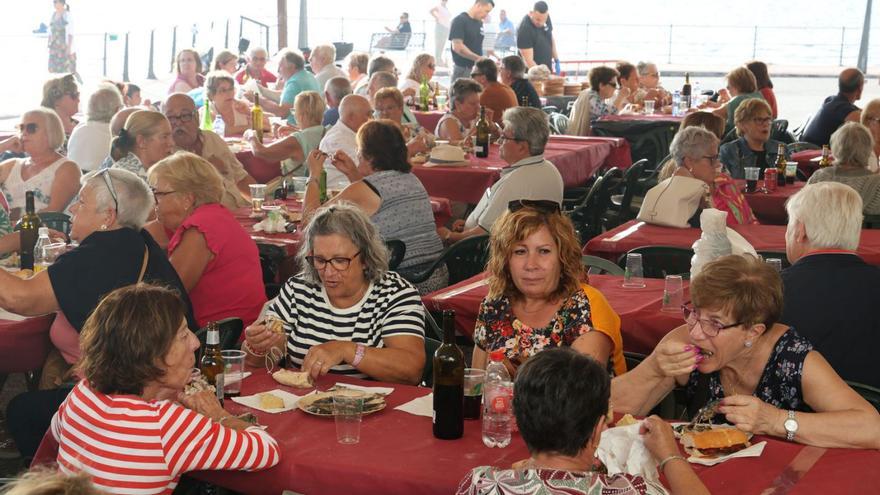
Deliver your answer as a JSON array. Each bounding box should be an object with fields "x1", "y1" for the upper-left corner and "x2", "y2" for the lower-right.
[
  {"x1": 449, "y1": 0, "x2": 494, "y2": 84},
  {"x1": 516, "y1": 1, "x2": 556, "y2": 71},
  {"x1": 802, "y1": 68, "x2": 863, "y2": 146},
  {"x1": 387, "y1": 12, "x2": 412, "y2": 34},
  {"x1": 500, "y1": 55, "x2": 541, "y2": 108}
]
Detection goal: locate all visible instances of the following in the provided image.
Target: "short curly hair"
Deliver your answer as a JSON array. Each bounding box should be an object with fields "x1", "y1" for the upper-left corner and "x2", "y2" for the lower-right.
[{"x1": 691, "y1": 254, "x2": 783, "y2": 328}]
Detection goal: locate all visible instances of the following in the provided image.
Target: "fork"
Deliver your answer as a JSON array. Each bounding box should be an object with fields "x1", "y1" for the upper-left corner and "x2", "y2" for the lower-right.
[{"x1": 688, "y1": 399, "x2": 721, "y2": 429}]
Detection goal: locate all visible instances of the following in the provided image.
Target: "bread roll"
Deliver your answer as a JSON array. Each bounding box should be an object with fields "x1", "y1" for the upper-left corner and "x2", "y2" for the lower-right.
[{"x1": 259, "y1": 393, "x2": 285, "y2": 409}]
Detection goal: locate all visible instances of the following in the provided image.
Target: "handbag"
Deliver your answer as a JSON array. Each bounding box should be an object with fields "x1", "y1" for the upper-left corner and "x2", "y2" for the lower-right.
[{"x1": 637, "y1": 175, "x2": 710, "y2": 228}]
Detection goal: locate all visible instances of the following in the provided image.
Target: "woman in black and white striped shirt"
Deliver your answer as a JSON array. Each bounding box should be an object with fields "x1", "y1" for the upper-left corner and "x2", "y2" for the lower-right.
[{"x1": 243, "y1": 203, "x2": 426, "y2": 385}]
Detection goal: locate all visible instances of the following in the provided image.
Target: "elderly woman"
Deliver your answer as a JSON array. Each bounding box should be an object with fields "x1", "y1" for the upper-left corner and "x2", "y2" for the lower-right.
[
  {"x1": 572, "y1": 66, "x2": 627, "y2": 126},
  {"x1": 458, "y1": 348, "x2": 709, "y2": 495},
  {"x1": 41, "y1": 73, "x2": 80, "y2": 137},
  {"x1": 247, "y1": 90, "x2": 325, "y2": 177},
  {"x1": 707, "y1": 66, "x2": 765, "y2": 135},
  {"x1": 808, "y1": 122, "x2": 880, "y2": 214},
  {"x1": 169, "y1": 49, "x2": 205, "y2": 94},
  {"x1": 52, "y1": 284, "x2": 279, "y2": 494},
  {"x1": 202, "y1": 71, "x2": 269, "y2": 137},
  {"x1": 303, "y1": 120, "x2": 446, "y2": 293},
  {"x1": 436, "y1": 78, "x2": 499, "y2": 142},
  {"x1": 612, "y1": 255, "x2": 880, "y2": 449},
  {"x1": 68, "y1": 83, "x2": 123, "y2": 171},
  {"x1": 242, "y1": 203, "x2": 426, "y2": 384},
  {"x1": 4, "y1": 168, "x2": 194, "y2": 457},
  {"x1": 719, "y1": 98, "x2": 788, "y2": 179},
  {"x1": 212, "y1": 49, "x2": 238, "y2": 74},
  {"x1": 859, "y1": 98, "x2": 880, "y2": 172},
  {"x1": 0, "y1": 108, "x2": 80, "y2": 220},
  {"x1": 635, "y1": 61, "x2": 672, "y2": 108},
  {"x1": 472, "y1": 205, "x2": 625, "y2": 376},
  {"x1": 147, "y1": 152, "x2": 266, "y2": 327},
  {"x1": 373, "y1": 87, "x2": 431, "y2": 158},
  {"x1": 616, "y1": 61, "x2": 641, "y2": 107},
  {"x1": 399, "y1": 53, "x2": 437, "y2": 101},
  {"x1": 110, "y1": 110, "x2": 174, "y2": 182},
  {"x1": 747, "y1": 60, "x2": 777, "y2": 118}
]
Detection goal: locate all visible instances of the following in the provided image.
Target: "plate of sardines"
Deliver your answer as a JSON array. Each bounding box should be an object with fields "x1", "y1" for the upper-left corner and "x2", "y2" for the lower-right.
[{"x1": 297, "y1": 387, "x2": 387, "y2": 417}]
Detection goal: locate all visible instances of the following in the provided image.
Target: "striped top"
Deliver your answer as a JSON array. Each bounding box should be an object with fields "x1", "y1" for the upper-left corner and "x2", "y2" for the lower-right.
[
  {"x1": 267, "y1": 271, "x2": 425, "y2": 378},
  {"x1": 51, "y1": 380, "x2": 280, "y2": 495}
]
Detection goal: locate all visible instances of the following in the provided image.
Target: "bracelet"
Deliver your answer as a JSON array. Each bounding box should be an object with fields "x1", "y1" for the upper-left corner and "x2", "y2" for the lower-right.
[
  {"x1": 351, "y1": 343, "x2": 367, "y2": 367},
  {"x1": 243, "y1": 339, "x2": 268, "y2": 357},
  {"x1": 658, "y1": 455, "x2": 686, "y2": 472}
]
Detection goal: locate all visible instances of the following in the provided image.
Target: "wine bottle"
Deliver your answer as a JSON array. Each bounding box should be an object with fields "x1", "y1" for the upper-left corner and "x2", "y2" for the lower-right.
[
  {"x1": 474, "y1": 106, "x2": 490, "y2": 159},
  {"x1": 252, "y1": 93, "x2": 264, "y2": 143},
  {"x1": 199, "y1": 321, "x2": 225, "y2": 401},
  {"x1": 776, "y1": 143, "x2": 787, "y2": 187},
  {"x1": 433, "y1": 309, "x2": 464, "y2": 439},
  {"x1": 681, "y1": 72, "x2": 692, "y2": 108},
  {"x1": 19, "y1": 191, "x2": 42, "y2": 271},
  {"x1": 419, "y1": 76, "x2": 431, "y2": 112}
]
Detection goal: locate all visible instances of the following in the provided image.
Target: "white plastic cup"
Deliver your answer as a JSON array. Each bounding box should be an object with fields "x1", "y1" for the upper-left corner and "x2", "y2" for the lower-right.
[
  {"x1": 220, "y1": 350, "x2": 246, "y2": 397},
  {"x1": 291, "y1": 177, "x2": 309, "y2": 200},
  {"x1": 766, "y1": 258, "x2": 783, "y2": 272},
  {"x1": 644, "y1": 100, "x2": 655, "y2": 114},
  {"x1": 249, "y1": 184, "x2": 267, "y2": 212},
  {"x1": 661, "y1": 275, "x2": 684, "y2": 312},
  {"x1": 333, "y1": 390, "x2": 365, "y2": 444},
  {"x1": 623, "y1": 253, "x2": 646, "y2": 288}
]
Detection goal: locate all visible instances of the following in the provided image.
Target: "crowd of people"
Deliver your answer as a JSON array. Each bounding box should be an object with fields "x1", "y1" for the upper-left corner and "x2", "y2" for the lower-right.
[{"x1": 1, "y1": 0, "x2": 879, "y2": 493}]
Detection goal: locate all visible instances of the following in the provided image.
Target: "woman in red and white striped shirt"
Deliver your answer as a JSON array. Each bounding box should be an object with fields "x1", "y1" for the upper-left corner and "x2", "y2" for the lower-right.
[{"x1": 51, "y1": 284, "x2": 280, "y2": 495}]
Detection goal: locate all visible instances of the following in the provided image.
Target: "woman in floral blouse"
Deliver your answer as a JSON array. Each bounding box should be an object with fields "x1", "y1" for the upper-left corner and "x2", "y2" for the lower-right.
[{"x1": 472, "y1": 202, "x2": 625, "y2": 376}]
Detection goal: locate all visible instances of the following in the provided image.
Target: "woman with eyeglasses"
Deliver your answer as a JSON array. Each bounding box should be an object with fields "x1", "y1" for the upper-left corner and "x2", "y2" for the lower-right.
[
  {"x1": 41, "y1": 73, "x2": 80, "y2": 138},
  {"x1": 568, "y1": 66, "x2": 627, "y2": 136},
  {"x1": 399, "y1": 53, "x2": 439, "y2": 103},
  {"x1": 2, "y1": 167, "x2": 195, "y2": 458},
  {"x1": 242, "y1": 202, "x2": 426, "y2": 385},
  {"x1": 0, "y1": 108, "x2": 80, "y2": 221},
  {"x1": 807, "y1": 122, "x2": 880, "y2": 214},
  {"x1": 719, "y1": 98, "x2": 789, "y2": 180},
  {"x1": 612, "y1": 255, "x2": 880, "y2": 449},
  {"x1": 147, "y1": 151, "x2": 265, "y2": 328},
  {"x1": 471, "y1": 205, "x2": 625, "y2": 376},
  {"x1": 109, "y1": 110, "x2": 175, "y2": 182},
  {"x1": 201, "y1": 71, "x2": 269, "y2": 138}
]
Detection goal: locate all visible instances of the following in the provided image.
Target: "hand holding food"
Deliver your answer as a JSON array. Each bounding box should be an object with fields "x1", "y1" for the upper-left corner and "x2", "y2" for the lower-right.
[
  {"x1": 272, "y1": 369, "x2": 314, "y2": 388},
  {"x1": 718, "y1": 395, "x2": 783, "y2": 436},
  {"x1": 653, "y1": 340, "x2": 703, "y2": 377}
]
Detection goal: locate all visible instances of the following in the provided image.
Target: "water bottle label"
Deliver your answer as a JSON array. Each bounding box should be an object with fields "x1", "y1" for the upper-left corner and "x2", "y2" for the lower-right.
[{"x1": 490, "y1": 395, "x2": 510, "y2": 413}]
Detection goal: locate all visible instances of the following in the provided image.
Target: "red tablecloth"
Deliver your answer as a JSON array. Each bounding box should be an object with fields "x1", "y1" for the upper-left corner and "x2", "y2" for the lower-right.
[
  {"x1": 423, "y1": 273, "x2": 686, "y2": 355},
  {"x1": 0, "y1": 314, "x2": 55, "y2": 374},
  {"x1": 413, "y1": 110, "x2": 445, "y2": 133},
  {"x1": 598, "y1": 114, "x2": 684, "y2": 123},
  {"x1": 790, "y1": 150, "x2": 825, "y2": 178},
  {"x1": 584, "y1": 220, "x2": 880, "y2": 265},
  {"x1": 738, "y1": 180, "x2": 805, "y2": 225}
]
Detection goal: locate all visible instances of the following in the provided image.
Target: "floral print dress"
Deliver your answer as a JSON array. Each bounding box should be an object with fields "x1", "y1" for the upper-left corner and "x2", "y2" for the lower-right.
[
  {"x1": 48, "y1": 11, "x2": 75, "y2": 73},
  {"x1": 456, "y1": 467, "x2": 667, "y2": 495}
]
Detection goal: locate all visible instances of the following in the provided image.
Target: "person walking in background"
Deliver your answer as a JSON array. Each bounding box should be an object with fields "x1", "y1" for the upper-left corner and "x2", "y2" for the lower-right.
[
  {"x1": 430, "y1": 0, "x2": 452, "y2": 67},
  {"x1": 48, "y1": 0, "x2": 76, "y2": 76},
  {"x1": 449, "y1": 0, "x2": 495, "y2": 85},
  {"x1": 495, "y1": 9, "x2": 516, "y2": 54}
]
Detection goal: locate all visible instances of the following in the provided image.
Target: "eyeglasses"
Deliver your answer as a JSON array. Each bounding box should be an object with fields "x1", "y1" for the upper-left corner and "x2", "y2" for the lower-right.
[
  {"x1": 497, "y1": 134, "x2": 524, "y2": 145},
  {"x1": 17, "y1": 123, "x2": 38, "y2": 135},
  {"x1": 508, "y1": 199, "x2": 561, "y2": 214},
  {"x1": 702, "y1": 154, "x2": 720, "y2": 163},
  {"x1": 151, "y1": 188, "x2": 177, "y2": 200},
  {"x1": 166, "y1": 111, "x2": 197, "y2": 124},
  {"x1": 98, "y1": 169, "x2": 119, "y2": 212},
  {"x1": 216, "y1": 86, "x2": 235, "y2": 94},
  {"x1": 306, "y1": 251, "x2": 361, "y2": 272},
  {"x1": 751, "y1": 117, "x2": 772, "y2": 125},
  {"x1": 427, "y1": 64, "x2": 436, "y2": 69},
  {"x1": 252, "y1": 57, "x2": 267, "y2": 62},
  {"x1": 682, "y1": 304, "x2": 744, "y2": 337}
]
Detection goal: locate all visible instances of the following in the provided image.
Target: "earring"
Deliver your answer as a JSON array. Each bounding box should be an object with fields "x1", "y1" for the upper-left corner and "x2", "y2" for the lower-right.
[
  {"x1": 100, "y1": 224, "x2": 107, "y2": 230},
  {"x1": 744, "y1": 340, "x2": 753, "y2": 348}
]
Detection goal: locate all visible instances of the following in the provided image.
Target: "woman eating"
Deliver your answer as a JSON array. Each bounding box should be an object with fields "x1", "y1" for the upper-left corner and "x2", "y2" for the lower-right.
[
  {"x1": 110, "y1": 110, "x2": 175, "y2": 182},
  {"x1": 719, "y1": 98, "x2": 788, "y2": 179},
  {"x1": 202, "y1": 71, "x2": 269, "y2": 137},
  {"x1": 302, "y1": 120, "x2": 446, "y2": 293},
  {"x1": 41, "y1": 73, "x2": 80, "y2": 138},
  {"x1": 808, "y1": 122, "x2": 880, "y2": 214},
  {"x1": 0, "y1": 108, "x2": 80, "y2": 220},
  {"x1": 612, "y1": 255, "x2": 880, "y2": 449},
  {"x1": 436, "y1": 78, "x2": 498, "y2": 142},
  {"x1": 52, "y1": 284, "x2": 279, "y2": 495},
  {"x1": 571, "y1": 66, "x2": 626, "y2": 126},
  {"x1": 246, "y1": 90, "x2": 325, "y2": 177},
  {"x1": 472, "y1": 204, "x2": 625, "y2": 376},
  {"x1": 147, "y1": 152, "x2": 266, "y2": 328},
  {"x1": 169, "y1": 48, "x2": 205, "y2": 94},
  {"x1": 242, "y1": 203, "x2": 426, "y2": 385},
  {"x1": 706, "y1": 66, "x2": 764, "y2": 135}
]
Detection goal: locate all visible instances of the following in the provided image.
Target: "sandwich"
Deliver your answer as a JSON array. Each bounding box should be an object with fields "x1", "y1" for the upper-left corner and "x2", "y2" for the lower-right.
[
  {"x1": 265, "y1": 317, "x2": 285, "y2": 335},
  {"x1": 681, "y1": 427, "x2": 750, "y2": 457},
  {"x1": 272, "y1": 369, "x2": 313, "y2": 388}
]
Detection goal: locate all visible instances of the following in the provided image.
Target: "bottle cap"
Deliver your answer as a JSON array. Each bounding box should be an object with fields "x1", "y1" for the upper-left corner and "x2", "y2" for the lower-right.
[
  {"x1": 489, "y1": 349, "x2": 505, "y2": 362},
  {"x1": 38, "y1": 227, "x2": 49, "y2": 236}
]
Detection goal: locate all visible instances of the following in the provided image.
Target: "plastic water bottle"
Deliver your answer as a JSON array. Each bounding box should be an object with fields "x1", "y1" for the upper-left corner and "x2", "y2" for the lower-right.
[
  {"x1": 482, "y1": 349, "x2": 513, "y2": 448},
  {"x1": 672, "y1": 91, "x2": 682, "y2": 117},
  {"x1": 213, "y1": 113, "x2": 226, "y2": 137},
  {"x1": 693, "y1": 81, "x2": 702, "y2": 107},
  {"x1": 33, "y1": 227, "x2": 51, "y2": 273}
]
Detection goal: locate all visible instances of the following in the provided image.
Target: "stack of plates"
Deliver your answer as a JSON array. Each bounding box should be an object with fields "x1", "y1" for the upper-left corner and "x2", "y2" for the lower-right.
[
  {"x1": 564, "y1": 83, "x2": 582, "y2": 96},
  {"x1": 542, "y1": 78, "x2": 565, "y2": 96}
]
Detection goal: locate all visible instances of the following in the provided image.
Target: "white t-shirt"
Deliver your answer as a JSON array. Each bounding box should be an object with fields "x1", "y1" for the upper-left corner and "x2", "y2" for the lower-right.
[
  {"x1": 434, "y1": 4, "x2": 452, "y2": 28},
  {"x1": 318, "y1": 120, "x2": 359, "y2": 188},
  {"x1": 315, "y1": 64, "x2": 349, "y2": 96},
  {"x1": 67, "y1": 121, "x2": 112, "y2": 171}
]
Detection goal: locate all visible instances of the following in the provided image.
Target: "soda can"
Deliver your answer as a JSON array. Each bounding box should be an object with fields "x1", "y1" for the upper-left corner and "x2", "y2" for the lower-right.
[{"x1": 764, "y1": 169, "x2": 778, "y2": 192}]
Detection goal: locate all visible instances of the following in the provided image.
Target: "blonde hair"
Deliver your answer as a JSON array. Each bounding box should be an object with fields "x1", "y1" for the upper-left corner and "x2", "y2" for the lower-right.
[
  {"x1": 294, "y1": 91, "x2": 326, "y2": 126},
  {"x1": 212, "y1": 49, "x2": 238, "y2": 71},
  {"x1": 110, "y1": 110, "x2": 168, "y2": 161},
  {"x1": 1, "y1": 467, "x2": 100, "y2": 495},
  {"x1": 374, "y1": 87, "x2": 404, "y2": 110},
  {"x1": 860, "y1": 98, "x2": 880, "y2": 127},
  {"x1": 204, "y1": 70, "x2": 235, "y2": 98},
  {"x1": 147, "y1": 151, "x2": 224, "y2": 206},
  {"x1": 407, "y1": 53, "x2": 435, "y2": 82},
  {"x1": 24, "y1": 108, "x2": 65, "y2": 151},
  {"x1": 41, "y1": 73, "x2": 77, "y2": 108},
  {"x1": 726, "y1": 66, "x2": 758, "y2": 94},
  {"x1": 734, "y1": 98, "x2": 773, "y2": 137}
]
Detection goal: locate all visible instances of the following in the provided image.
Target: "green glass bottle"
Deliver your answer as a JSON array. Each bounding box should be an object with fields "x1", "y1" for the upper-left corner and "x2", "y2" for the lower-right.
[
  {"x1": 201, "y1": 99, "x2": 214, "y2": 131},
  {"x1": 318, "y1": 169, "x2": 328, "y2": 203},
  {"x1": 419, "y1": 76, "x2": 431, "y2": 112}
]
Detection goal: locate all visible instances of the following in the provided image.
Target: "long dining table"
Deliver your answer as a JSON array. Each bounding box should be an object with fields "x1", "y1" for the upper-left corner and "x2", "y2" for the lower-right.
[{"x1": 738, "y1": 180, "x2": 805, "y2": 225}]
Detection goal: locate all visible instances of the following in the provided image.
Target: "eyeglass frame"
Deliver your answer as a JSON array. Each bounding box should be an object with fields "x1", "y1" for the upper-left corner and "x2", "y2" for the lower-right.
[
  {"x1": 497, "y1": 133, "x2": 525, "y2": 145},
  {"x1": 305, "y1": 251, "x2": 362, "y2": 272},
  {"x1": 17, "y1": 123, "x2": 38, "y2": 135},
  {"x1": 682, "y1": 304, "x2": 745, "y2": 337},
  {"x1": 150, "y1": 187, "x2": 177, "y2": 200},
  {"x1": 750, "y1": 117, "x2": 773, "y2": 125},
  {"x1": 165, "y1": 110, "x2": 198, "y2": 124}
]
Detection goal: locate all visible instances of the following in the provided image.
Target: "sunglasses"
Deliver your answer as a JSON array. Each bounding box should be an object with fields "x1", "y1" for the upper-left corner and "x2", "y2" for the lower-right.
[
  {"x1": 508, "y1": 199, "x2": 561, "y2": 214},
  {"x1": 98, "y1": 169, "x2": 119, "y2": 213},
  {"x1": 17, "y1": 123, "x2": 38, "y2": 135}
]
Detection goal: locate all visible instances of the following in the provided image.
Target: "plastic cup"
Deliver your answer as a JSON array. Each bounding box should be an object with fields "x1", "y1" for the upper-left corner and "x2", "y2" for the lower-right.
[
  {"x1": 249, "y1": 184, "x2": 267, "y2": 212},
  {"x1": 464, "y1": 368, "x2": 485, "y2": 420},
  {"x1": 333, "y1": 390, "x2": 365, "y2": 444},
  {"x1": 644, "y1": 99, "x2": 655, "y2": 114},
  {"x1": 291, "y1": 177, "x2": 309, "y2": 200},
  {"x1": 744, "y1": 167, "x2": 760, "y2": 193},
  {"x1": 785, "y1": 162, "x2": 798, "y2": 184},
  {"x1": 622, "y1": 253, "x2": 646, "y2": 288},
  {"x1": 220, "y1": 350, "x2": 246, "y2": 397},
  {"x1": 765, "y1": 258, "x2": 783, "y2": 272},
  {"x1": 661, "y1": 275, "x2": 684, "y2": 312}
]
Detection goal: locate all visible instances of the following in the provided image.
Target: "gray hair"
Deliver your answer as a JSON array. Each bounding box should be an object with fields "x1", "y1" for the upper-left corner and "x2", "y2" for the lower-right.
[
  {"x1": 325, "y1": 76, "x2": 352, "y2": 103},
  {"x1": 247, "y1": 46, "x2": 268, "y2": 60},
  {"x1": 369, "y1": 71, "x2": 398, "y2": 91},
  {"x1": 204, "y1": 70, "x2": 235, "y2": 98},
  {"x1": 26, "y1": 108, "x2": 65, "y2": 151},
  {"x1": 279, "y1": 48, "x2": 306, "y2": 70},
  {"x1": 297, "y1": 202, "x2": 389, "y2": 285},
  {"x1": 636, "y1": 61, "x2": 656, "y2": 76},
  {"x1": 87, "y1": 84, "x2": 124, "y2": 123},
  {"x1": 786, "y1": 182, "x2": 862, "y2": 251},
  {"x1": 450, "y1": 78, "x2": 482, "y2": 109},
  {"x1": 311, "y1": 44, "x2": 337, "y2": 65},
  {"x1": 81, "y1": 168, "x2": 155, "y2": 229},
  {"x1": 503, "y1": 107, "x2": 550, "y2": 156},
  {"x1": 670, "y1": 125, "x2": 719, "y2": 167},
  {"x1": 830, "y1": 122, "x2": 874, "y2": 169}
]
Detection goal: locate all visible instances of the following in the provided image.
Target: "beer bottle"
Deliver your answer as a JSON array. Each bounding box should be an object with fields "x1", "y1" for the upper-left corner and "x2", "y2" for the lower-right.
[
  {"x1": 199, "y1": 321, "x2": 225, "y2": 401},
  {"x1": 819, "y1": 145, "x2": 831, "y2": 168},
  {"x1": 419, "y1": 76, "x2": 431, "y2": 112},
  {"x1": 520, "y1": 94, "x2": 529, "y2": 107},
  {"x1": 19, "y1": 191, "x2": 41, "y2": 271},
  {"x1": 201, "y1": 99, "x2": 214, "y2": 131},
  {"x1": 252, "y1": 93, "x2": 264, "y2": 143},
  {"x1": 474, "y1": 106, "x2": 490, "y2": 158},
  {"x1": 681, "y1": 72, "x2": 692, "y2": 108},
  {"x1": 776, "y1": 143, "x2": 787, "y2": 187},
  {"x1": 432, "y1": 310, "x2": 464, "y2": 439}
]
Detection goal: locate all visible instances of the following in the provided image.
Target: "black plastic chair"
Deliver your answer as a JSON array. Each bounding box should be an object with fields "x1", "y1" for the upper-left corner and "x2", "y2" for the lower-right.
[
  {"x1": 847, "y1": 380, "x2": 880, "y2": 412},
  {"x1": 771, "y1": 119, "x2": 795, "y2": 144},
  {"x1": 566, "y1": 174, "x2": 608, "y2": 244},
  {"x1": 720, "y1": 127, "x2": 738, "y2": 145},
  {"x1": 549, "y1": 112, "x2": 570, "y2": 135},
  {"x1": 14, "y1": 212, "x2": 72, "y2": 236},
  {"x1": 757, "y1": 251, "x2": 791, "y2": 269},
  {"x1": 618, "y1": 246, "x2": 694, "y2": 279},
  {"x1": 385, "y1": 240, "x2": 407, "y2": 271},
  {"x1": 606, "y1": 159, "x2": 648, "y2": 228},
  {"x1": 622, "y1": 351, "x2": 678, "y2": 419},
  {"x1": 786, "y1": 141, "x2": 820, "y2": 154},
  {"x1": 406, "y1": 235, "x2": 490, "y2": 286},
  {"x1": 582, "y1": 255, "x2": 624, "y2": 276},
  {"x1": 257, "y1": 243, "x2": 286, "y2": 299},
  {"x1": 194, "y1": 317, "x2": 244, "y2": 361},
  {"x1": 864, "y1": 215, "x2": 880, "y2": 229}
]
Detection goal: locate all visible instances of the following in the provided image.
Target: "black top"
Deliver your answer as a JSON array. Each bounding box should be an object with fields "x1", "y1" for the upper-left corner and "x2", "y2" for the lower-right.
[
  {"x1": 510, "y1": 78, "x2": 541, "y2": 108},
  {"x1": 48, "y1": 228, "x2": 197, "y2": 332},
  {"x1": 516, "y1": 15, "x2": 554, "y2": 69},
  {"x1": 397, "y1": 21, "x2": 412, "y2": 34},
  {"x1": 781, "y1": 253, "x2": 880, "y2": 388},
  {"x1": 802, "y1": 93, "x2": 859, "y2": 146},
  {"x1": 448, "y1": 12, "x2": 483, "y2": 68}
]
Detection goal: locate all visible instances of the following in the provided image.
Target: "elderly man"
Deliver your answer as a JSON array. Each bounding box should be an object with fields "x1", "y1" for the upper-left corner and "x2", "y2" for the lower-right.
[
  {"x1": 449, "y1": 0, "x2": 495, "y2": 84},
  {"x1": 164, "y1": 93, "x2": 255, "y2": 209},
  {"x1": 438, "y1": 107, "x2": 562, "y2": 244},
  {"x1": 251, "y1": 49, "x2": 320, "y2": 125},
  {"x1": 323, "y1": 76, "x2": 352, "y2": 126},
  {"x1": 318, "y1": 94, "x2": 373, "y2": 188},
  {"x1": 803, "y1": 68, "x2": 865, "y2": 147},
  {"x1": 68, "y1": 83, "x2": 123, "y2": 171},
  {"x1": 310, "y1": 44, "x2": 348, "y2": 93},
  {"x1": 636, "y1": 61, "x2": 671, "y2": 107},
  {"x1": 471, "y1": 58, "x2": 517, "y2": 126},
  {"x1": 782, "y1": 182, "x2": 880, "y2": 388},
  {"x1": 355, "y1": 55, "x2": 396, "y2": 96},
  {"x1": 235, "y1": 47, "x2": 277, "y2": 88},
  {"x1": 500, "y1": 55, "x2": 540, "y2": 108},
  {"x1": 516, "y1": 1, "x2": 556, "y2": 70}
]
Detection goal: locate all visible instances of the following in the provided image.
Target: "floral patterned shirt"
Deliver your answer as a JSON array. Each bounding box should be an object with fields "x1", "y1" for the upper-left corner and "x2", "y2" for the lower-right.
[
  {"x1": 111, "y1": 152, "x2": 148, "y2": 182},
  {"x1": 586, "y1": 89, "x2": 618, "y2": 123},
  {"x1": 456, "y1": 467, "x2": 667, "y2": 495}
]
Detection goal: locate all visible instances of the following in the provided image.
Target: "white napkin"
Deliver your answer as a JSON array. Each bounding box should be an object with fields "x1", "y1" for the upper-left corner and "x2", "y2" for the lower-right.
[
  {"x1": 253, "y1": 212, "x2": 288, "y2": 233},
  {"x1": 394, "y1": 393, "x2": 433, "y2": 417},
  {"x1": 597, "y1": 423, "x2": 660, "y2": 484},
  {"x1": 333, "y1": 383, "x2": 394, "y2": 396},
  {"x1": 686, "y1": 440, "x2": 766, "y2": 466},
  {"x1": 231, "y1": 389, "x2": 303, "y2": 414}
]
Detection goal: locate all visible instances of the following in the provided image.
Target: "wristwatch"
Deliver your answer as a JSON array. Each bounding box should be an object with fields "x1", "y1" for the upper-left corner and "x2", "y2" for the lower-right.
[{"x1": 783, "y1": 410, "x2": 798, "y2": 441}]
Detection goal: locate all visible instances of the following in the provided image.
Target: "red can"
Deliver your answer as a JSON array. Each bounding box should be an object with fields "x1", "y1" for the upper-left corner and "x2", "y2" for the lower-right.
[{"x1": 764, "y1": 169, "x2": 778, "y2": 192}]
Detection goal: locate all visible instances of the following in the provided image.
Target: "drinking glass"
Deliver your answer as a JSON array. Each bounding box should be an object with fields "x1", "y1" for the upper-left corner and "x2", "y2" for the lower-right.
[
  {"x1": 291, "y1": 177, "x2": 309, "y2": 200},
  {"x1": 333, "y1": 390, "x2": 365, "y2": 444},
  {"x1": 622, "y1": 253, "x2": 646, "y2": 288},
  {"x1": 661, "y1": 275, "x2": 684, "y2": 312},
  {"x1": 220, "y1": 350, "x2": 246, "y2": 398},
  {"x1": 644, "y1": 100, "x2": 655, "y2": 115},
  {"x1": 464, "y1": 368, "x2": 486, "y2": 420},
  {"x1": 249, "y1": 184, "x2": 267, "y2": 212},
  {"x1": 765, "y1": 258, "x2": 783, "y2": 272},
  {"x1": 744, "y1": 167, "x2": 760, "y2": 193},
  {"x1": 785, "y1": 163, "x2": 798, "y2": 184}
]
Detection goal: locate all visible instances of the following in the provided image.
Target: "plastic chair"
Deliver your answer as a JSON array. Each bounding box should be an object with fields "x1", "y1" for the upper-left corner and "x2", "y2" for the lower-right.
[
  {"x1": 582, "y1": 255, "x2": 624, "y2": 276},
  {"x1": 771, "y1": 119, "x2": 795, "y2": 144},
  {"x1": 549, "y1": 112, "x2": 570, "y2": 135},
  {"x1": 786, "y1": 141, "x2": 820, "y2": 154},
  {"x1": 566, "y1": 174, "x2": 608, "y2": 244},
  {"x1": 863, "y1": 215, "x2": 880, "y2": 229},
  {"x1": 847, "y1": 380, "x2": 880, "y2": 412},
  {"x1": 720, "y1": 127, "x2": 738, "y2": 145},
  {"x1": 257, "y1": 243, "x2": 286, "y2": 299},
  {"x1": 618, "y1": 246, "x2": 694, "y2": 279},
  {"x1": 406, "y1": 235, "x2": 490, "y2": 286},
  {"x1": 606, "y1": 159, "x2": 648, "y2": 228},
  {"x1": 385, "y1": 240, "x2": 407, "y2": 271},
  {"x1": 194, "y1": 317, "x2": 244, "y2": 360},
  {"x1": 14, "y1": 212, "x2": 72, "y2": 236}
]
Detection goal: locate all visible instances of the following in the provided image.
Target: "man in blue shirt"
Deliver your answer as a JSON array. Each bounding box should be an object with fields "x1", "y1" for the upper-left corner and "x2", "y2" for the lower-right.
[
  {"x1": 252, "y1": 49, "x2": 320, "y2": 125},
  {"x1": 495, "y1": 9, "x2": 515, "y2": 53}
]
